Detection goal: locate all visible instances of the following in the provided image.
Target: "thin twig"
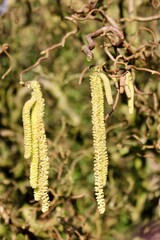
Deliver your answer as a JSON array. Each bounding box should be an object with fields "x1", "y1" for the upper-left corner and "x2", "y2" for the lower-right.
[
  {"x1": 20, "y1": 18, "x2": 78, "y2": 85},
  {"x1": 105, "y1": 87, "x2": 120, "y2": 120},
  {"x1": 126, "y1": 65, "x2": 160, "y2": 76},
  {"x1": 0, "y1": 44, "x2": 13, "y2": 79},
  {"x1": 132, "y1": 27, "x2": 157, "y2": 45},
  {"x1": 79, "y1": 66, "x2": 91, "y2": 85},
  {"x1": 73, "y1": 8, "x2": 119, "y2": 28},
  {"x1": 120, "y1": 15, "x2": 160, "y2": 22},
  {"x1": 104, "y1": 44, "x2": 116, "y2": 62},
  {"x1": 2, "y1": 48, "x2": 13, "y2": 79},
  {"x1": 134, "y1": 85, "x2": 152, "y2": 95},
  {"x1": 151, "y1": 0, "x2": 160, "y2": 9}
]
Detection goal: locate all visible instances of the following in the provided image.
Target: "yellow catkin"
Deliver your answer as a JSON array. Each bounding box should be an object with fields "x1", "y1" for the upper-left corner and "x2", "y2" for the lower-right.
[
  {"x1": 90, "y1": 67, "x2": 109, "y2": 214},
  {"x1": 127, "y1": 72, "x2": 134, "y2": 115},
  {"x1": 30, "y1": 102, "x2": 40, "y2": 189},
  {"x1": 124, "y1": 71, "x2": 134, "y2": 114},
  {"x1": 22, "y1": 80, "x2": 50, "y2": 212},
  {"x1": 38, "y1": 120, "x2": 50, "y2": 213},
  {"x1": 30, "y1": 81, "x2": 50, "y2": 213},
  {"x1": 34, "y1": 188, "x2": 41, "y2": 201},
  {"x1": 124, "y1": 72, "x2": 131, "y2": 99},
  {"x1": 99, "y1": 72, "x2": 113, "y2": 105},
  {"x1": 22, "y1": 95, "x2": 36, "y2": 159}
]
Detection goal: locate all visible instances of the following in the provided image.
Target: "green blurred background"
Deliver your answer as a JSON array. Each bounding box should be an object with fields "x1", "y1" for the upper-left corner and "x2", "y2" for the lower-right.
[{"x1": 0, "y1": 1, "x2": 160, "y2": 239}]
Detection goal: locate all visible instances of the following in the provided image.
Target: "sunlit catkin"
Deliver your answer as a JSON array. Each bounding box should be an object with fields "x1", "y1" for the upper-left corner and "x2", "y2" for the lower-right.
[
  {"x1": 38, "y1": 109, "x2": 50, "y2": 213},
  {"x1": 125, "y1": 71, "x2": 134, "y2": 114},
  {"x1": 22, "y1": 95, "x2": 36, "y2": 159},
  {"x1": 30, "y1": 81, "x2": 50, "y2": 212},
  {"x1": 124, "y1": 72, "x2": 131, "y2": 99},
  {"x1": 99, "y1": 72, "x2": 113, "y2": 105},
  {"x1": 30, "y1": 102, "x2": 39, "y2": 189},
  {"x1": 89, "y1": 67, "x2": 109, "y2": 214},
  {"x1": 22, "y1": 80, "x2": 50, "y2": 213},
  {"x1": 34, "y1": 188, "x2": 41, "y2": 201}
]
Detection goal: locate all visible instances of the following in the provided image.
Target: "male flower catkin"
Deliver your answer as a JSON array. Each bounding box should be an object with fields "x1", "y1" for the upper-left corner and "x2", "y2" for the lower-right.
[
  {"x1": 22, "y1": 81, "x2": 50, "y2": 213},
  {"x1": 22, "y1": 95, "x2": 36, "y2": 159},
  {"x1": 124, "y1": 71, "x2": 134, "y2": 114},
  {"x1": 99, "y1": 72, "x2": 113, "y2": 106},
  {"x1": 89, "y1": 67, "x2": 109, "y2": 214}
]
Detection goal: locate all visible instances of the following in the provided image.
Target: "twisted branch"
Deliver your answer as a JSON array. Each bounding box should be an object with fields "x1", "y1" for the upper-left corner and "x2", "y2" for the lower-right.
[
  {"x1": 20, "y1": 17, "x2": 78, "y2": 85},
  {"x1": 82, "y1": 26, "x2": 124, "y2": 60}
]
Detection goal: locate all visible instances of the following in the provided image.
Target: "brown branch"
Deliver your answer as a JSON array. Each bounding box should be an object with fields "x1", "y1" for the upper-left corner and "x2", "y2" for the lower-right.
[
  {"x1": 105, "y1": 85, "x2": 120, "y2": 120},
  {"x1": 120, "y1": 15, "x2": 160, "y2": 22},
  {"x1": 69, "y1": 0, "x2": 97, "y2": 14},
  {"x1": 151, "y1": 0, "x2": 160, "y2": 9},
  {"x1": 131, "y1": 27, "x2": 158, "y2": 49},
  {"x1": 0, "y1": 44, "x2": 13, "y2": 79},
  {"x1": 104, "y1": 43, "x2": 116, "y2": 62},
  {"x1": 73, "y1": 8, "x2": 119, "y2": 28},
  {"x1": 82, "y1": 26, "x2": 124, "y2": 60},
  {"x1": 126, "y1": 65, "x2": 160, "y2": 76},
  {"x1": 79, "y1": 66, "x2": 92, "y2": 85},
  {"x1": 20, "y1": 18, "x2": 78, "y2": 85},
  {"x1": 134, "y1": 85, "x2": 152, "y2": 96},
  {"x1": 106, "y1": 121, "x2": 128, "y2": 134},
  {"x1": 128, "y1": 0, "x2": 134, "y2": 17}
]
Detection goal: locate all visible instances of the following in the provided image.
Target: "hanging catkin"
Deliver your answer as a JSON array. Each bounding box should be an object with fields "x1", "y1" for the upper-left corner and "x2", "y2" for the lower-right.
[
  {"x1": 99, "y1": 72, "x2": 113, "y2": 105},
  {"x1": 30, "y1": 102, "x2": 39, "y2": 189},
  {"x1": 89, "y1": 66, "x2": 109, "y2": 214},
  {"x1": 22, "y1": 95, "x2": 36, "y2": 159},
  {"x1": 22, "y1": 80, "x2": 50, "y2": 213},
  {"x1": 125, "y1": 71, "x2": 134, "y2": 114}
]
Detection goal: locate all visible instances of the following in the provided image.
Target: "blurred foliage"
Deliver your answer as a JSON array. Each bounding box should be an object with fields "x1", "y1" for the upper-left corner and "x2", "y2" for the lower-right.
[{"x1": 0, "y1": 0, "x2": 160, "y2": 239}]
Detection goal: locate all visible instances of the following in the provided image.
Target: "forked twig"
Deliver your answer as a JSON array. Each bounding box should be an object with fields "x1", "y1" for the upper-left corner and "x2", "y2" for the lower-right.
[
  {"x1": 20, "y1": 18, "x2": 78, "y2": 85},
  {"x1": 0, "y1": 44, "x2": 13, "y2": 79}
]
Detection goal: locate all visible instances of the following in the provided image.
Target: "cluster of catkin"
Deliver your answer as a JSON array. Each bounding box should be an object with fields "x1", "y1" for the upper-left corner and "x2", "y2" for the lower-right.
[
  {"x1": 89, "y1": 67, "x2": 134, "y2": 214},
  {"x1": 22, "y1": 80, "x2": 50, "y2": 213}
]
